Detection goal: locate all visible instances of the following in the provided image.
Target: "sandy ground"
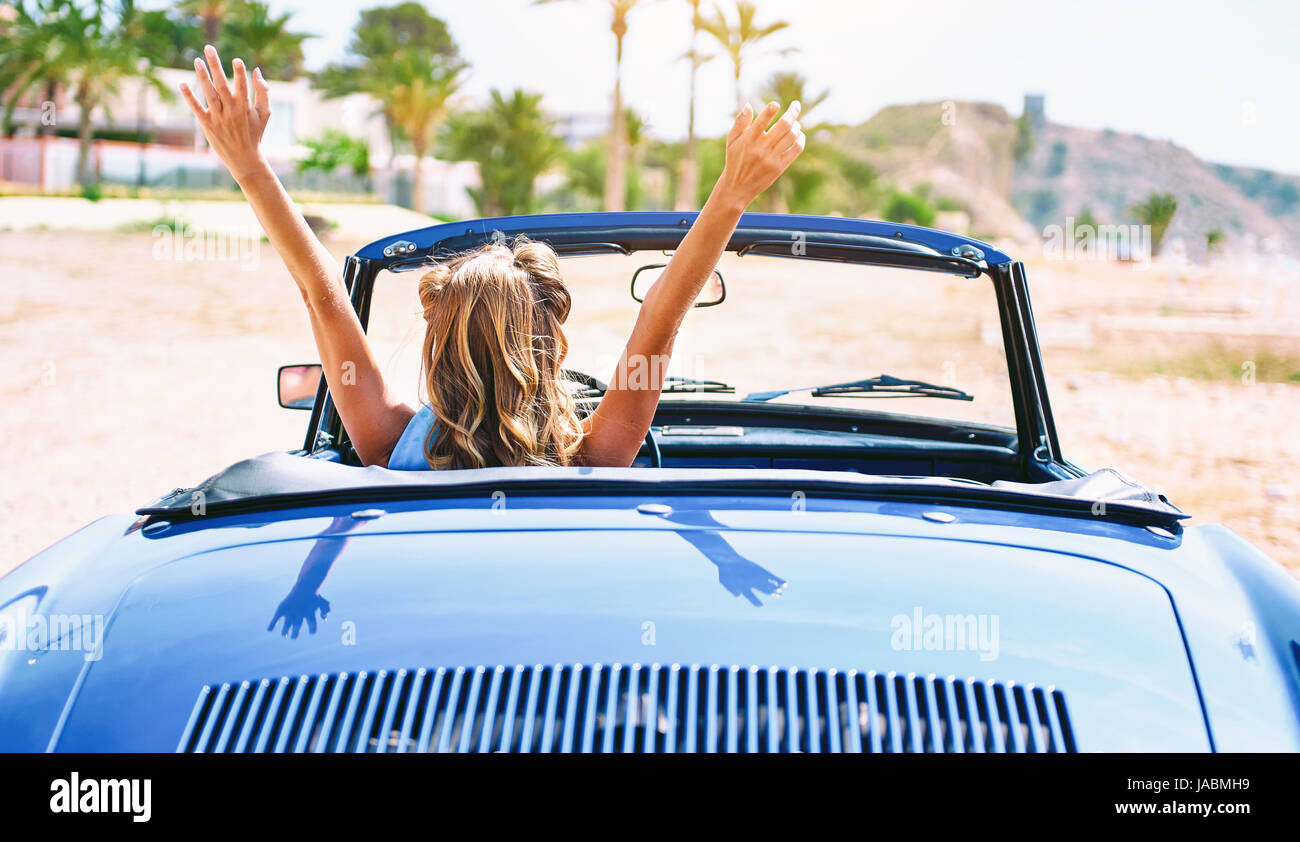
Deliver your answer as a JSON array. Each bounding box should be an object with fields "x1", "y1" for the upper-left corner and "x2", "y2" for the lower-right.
[
  {"x1": 1, "y1": 227, "x2": 1297, "y2": 575},
  {"x1": 0, "y1": 195, "x2": 434, "y2": 240}
]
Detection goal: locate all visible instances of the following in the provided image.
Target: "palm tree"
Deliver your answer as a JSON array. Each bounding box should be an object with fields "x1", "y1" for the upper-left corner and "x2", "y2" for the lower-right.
[
  {"x1": 674, "y1": 0, "x2": 712, "y2": 210},
  {"x1": 132, "y1": 7, "x2": 203, "y2": 72},
  {"x1": 440, "y1": 89, "x2": 562, "y2": 217},
  {"x1": 699, "y1": 0, "x2": 793, "y2": 108},
  {"x1": 178, "y1": 0, "x2": 233, "y2": 45},
  {"x1": 0, "y1": 2, "x2": 66, "y2": 137},
  {"x1": 536, "y1": 0, "x2": 656, "y2": 212},
  {"x1": 1130, "y1": 192, "x2": 1178, "y2": 257},
  {"x1": 756, "y1": 71, "x2": 827, "y2": 212},
  {"x1": 563, "y1": 107, "x2": 652, "y2": 210},
  {"x1": 219, "y1": 1, "x2": 309, "y2": 79},
  {"x1": 1, "y1": 0, "x2": 168, "y2": 187},
  {"x1": 315, "y1": 5, "x2": 464, "y2": 214},
  {"x1": 383, "y1": 51, "x2": 466, "y2": 215},
  {"x1": 759, "y1": 71, "x2": 826, "y2": 118}
]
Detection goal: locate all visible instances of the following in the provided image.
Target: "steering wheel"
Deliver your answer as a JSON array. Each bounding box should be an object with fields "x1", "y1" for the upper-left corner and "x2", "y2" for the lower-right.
[
  {"x1": 564, "y1": 369, "x2": 661, "y2": 467},
  {"x1": 642, "y1": 427, "x2": 662, "y2": 468},
  {"x1": 561, "y1": 369, "x2": 607, "y2": 394}
]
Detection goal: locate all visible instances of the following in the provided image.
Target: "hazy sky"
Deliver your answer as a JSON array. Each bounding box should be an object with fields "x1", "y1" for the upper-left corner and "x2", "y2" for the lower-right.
[{"x1": 184, "y1": 0, "x2": 1300, "y2": 174}]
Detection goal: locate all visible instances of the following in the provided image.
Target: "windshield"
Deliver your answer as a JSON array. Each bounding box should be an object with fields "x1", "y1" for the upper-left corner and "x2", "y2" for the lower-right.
[{"x1": 366, "y1": 251, "x2": 1015, "y2": 432}]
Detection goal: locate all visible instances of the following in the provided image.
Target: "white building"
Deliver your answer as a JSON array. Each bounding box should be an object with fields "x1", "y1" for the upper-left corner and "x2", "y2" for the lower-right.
[{"x1": 0, "y1": 67, "x2": 478, "y2": 218}]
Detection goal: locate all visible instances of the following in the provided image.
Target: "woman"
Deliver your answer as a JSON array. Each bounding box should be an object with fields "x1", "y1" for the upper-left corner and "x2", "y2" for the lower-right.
[{"x1": 179, "y1": 46, "x2": 804, "y2": 470}]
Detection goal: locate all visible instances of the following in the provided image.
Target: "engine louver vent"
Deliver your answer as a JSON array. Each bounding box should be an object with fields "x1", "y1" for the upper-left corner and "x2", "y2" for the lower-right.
[{"x1": 178, "y1": 665, "x2": 1076, "y2": 753}]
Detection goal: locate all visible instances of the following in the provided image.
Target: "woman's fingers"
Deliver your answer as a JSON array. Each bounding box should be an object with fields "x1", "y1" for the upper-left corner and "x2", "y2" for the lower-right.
[
  {"x1": 780, "y1": 131, "x2": 807, "y2": 166},
  {"x1": 718, "y1": 99, "x2": 806, "y2": 202},
  {"x1": 252, "y1": 67, "x2": 270, "y2": 113},
  {"x1": 766, "y1": 101, "x2": 801, "y2": 145},
  {"x1": 727, "y1": 103, "x2": 754, "y2": 144},
  {"x1": 767, "y1": 118, "x2": 801, "y2": 149},
  {"x1": 177, "y1": 81, "x2": 209, "y2": 123},
  {"x1": 203, "y1": 44, "x2": 231, "y2": 100},
  {"x1": 231, "y1": 57, "x2": 249, "y2": 105},
  {"x1": 192, "y1": 57, "x2": 222, "y2": 114},
  {"x1": 748, "y1": 101, "x2": 780, "y2": 138}
]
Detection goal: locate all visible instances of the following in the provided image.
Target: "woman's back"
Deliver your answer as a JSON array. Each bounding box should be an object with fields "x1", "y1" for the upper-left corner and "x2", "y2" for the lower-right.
[{"x1": 385, "y1": 405, "x2": 437, "y2": 470}]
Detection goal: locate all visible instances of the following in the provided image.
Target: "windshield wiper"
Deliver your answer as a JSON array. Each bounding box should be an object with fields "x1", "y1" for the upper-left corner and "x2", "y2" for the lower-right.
[
  {"x1": 661, "y1": 376, "x2": 734, "y2": 394},
  {"x1": 570, "y1": 374, "x2": 735, "y2": 399},
  {"x1": 743, "y1": 374, "x2": 973, "y2": 403}
]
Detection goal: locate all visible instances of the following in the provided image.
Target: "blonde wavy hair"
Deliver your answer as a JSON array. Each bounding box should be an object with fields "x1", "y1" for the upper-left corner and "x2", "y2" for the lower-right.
[{"x1": 416, "y1": 238, "x2": 584, "y2": 469}]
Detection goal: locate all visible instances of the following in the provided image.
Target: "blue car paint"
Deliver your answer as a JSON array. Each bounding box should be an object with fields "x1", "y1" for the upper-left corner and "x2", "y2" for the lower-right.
[
  {"x1": 3, "y1": 212, "x2": 1298, "y2": 752},
  {"x1": 2, "y1": 492, "x2": 1298, "y2": 752}
]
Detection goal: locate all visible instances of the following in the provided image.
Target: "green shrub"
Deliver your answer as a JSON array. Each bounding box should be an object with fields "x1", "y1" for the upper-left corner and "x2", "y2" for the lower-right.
[{"x1": 881, "y1": 190, "x2": 937, "y2": 227}]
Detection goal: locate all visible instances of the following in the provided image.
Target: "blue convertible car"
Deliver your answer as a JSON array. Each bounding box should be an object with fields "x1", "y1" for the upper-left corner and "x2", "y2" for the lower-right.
[{"x1": 2, "y1": 212, "x2": 1298, "y2": 753}]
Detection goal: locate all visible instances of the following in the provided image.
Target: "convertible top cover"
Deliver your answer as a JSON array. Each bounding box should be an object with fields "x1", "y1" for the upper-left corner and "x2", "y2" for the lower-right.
[{"x1": 138, "y1": 453, "x2": 1185, "y2": 527}]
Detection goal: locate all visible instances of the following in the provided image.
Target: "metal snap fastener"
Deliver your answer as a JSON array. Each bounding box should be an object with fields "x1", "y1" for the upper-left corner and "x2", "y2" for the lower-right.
[
  {"x1": 637, "y1": 503, "x2": 672, "y2": 515},
  {"x1": 921, "y1": 511, "x2": 956, "y2": 523}
]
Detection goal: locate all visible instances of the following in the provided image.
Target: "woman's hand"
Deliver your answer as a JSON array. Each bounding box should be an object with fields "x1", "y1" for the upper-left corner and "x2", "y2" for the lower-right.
[
  {"x1": 178, "y1": 45, "x2": 271, "y2": 182},
  {"x1": 716, "y1": 100, "x2": 805, "y2": 207},
  {"x1": 175, "y1": 50, "x2": 411, "y2": 469},
  {"x1": 577, "y1": 99, "x2": 807, "y2": 468}
]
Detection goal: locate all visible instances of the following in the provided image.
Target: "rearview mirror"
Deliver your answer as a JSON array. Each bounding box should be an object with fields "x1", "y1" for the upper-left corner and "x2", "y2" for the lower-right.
[
  {"x1": 278, "y1": 364, "x2": 322, "y2": 410},
  {"x1": 631, "y1": 264, "x2": 725, "y2": 307}
]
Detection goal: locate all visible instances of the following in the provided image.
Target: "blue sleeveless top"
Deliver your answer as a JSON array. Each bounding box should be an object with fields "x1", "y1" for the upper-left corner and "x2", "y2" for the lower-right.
[{"x1": 387, "y1": 405, "x2": 437, "y2": 470}]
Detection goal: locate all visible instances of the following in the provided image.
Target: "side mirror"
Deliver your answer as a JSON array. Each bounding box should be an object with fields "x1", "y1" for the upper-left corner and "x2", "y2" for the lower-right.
[
  {"x1": 631, "y1": 264, "x2": 725, "y2": 307},
  {"x1": 278, "y1": 364, "x2": 322, "y2": 410}
]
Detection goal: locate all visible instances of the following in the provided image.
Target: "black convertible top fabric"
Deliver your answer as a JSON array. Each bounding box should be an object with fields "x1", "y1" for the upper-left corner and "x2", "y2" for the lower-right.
[
  {"x1": 992, "y1": 468, "x2": 1173, "y2": 506},
  {"x1": 138, "y1": 451, "x2": 1186, "y2": 524}
]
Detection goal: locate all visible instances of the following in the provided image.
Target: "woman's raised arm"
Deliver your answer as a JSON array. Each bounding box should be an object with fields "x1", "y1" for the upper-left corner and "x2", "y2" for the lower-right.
[
  {"x1": 179, "y1": 46, "x2": 413, "y2": 466},
  {"x1": 579, "y1": 100, "x2": 805, "y2": 467}
]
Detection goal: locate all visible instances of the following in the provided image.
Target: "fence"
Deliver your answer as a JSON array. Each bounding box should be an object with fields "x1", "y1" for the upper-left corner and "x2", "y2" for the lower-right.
[{"x1": 0, "y1": 136, "x2": 477, "y2": 217}]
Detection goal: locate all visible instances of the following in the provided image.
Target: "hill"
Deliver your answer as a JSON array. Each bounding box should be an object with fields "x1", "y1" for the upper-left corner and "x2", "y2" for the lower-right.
[
  {"x1": 835, "y1": 101, "x2": 1028, "y2": 239},
  {"x1": 834, "y1": 100, "x2": 1300, "y2": 257}
]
